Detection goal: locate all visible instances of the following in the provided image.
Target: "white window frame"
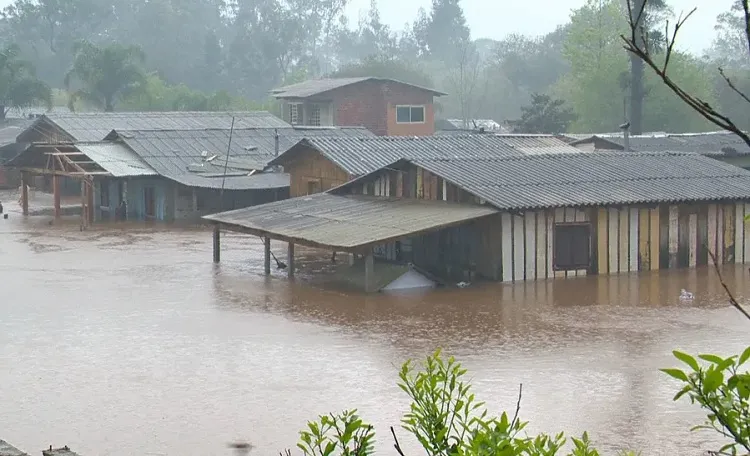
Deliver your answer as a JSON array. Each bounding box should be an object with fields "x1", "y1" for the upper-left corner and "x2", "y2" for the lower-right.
[
  {"x1": 308, "y1": 103, "x2": 321, "y2": 126},
  {"x1": 395, "y1": 105, "x2": 426, "y2": 124},
  {"x1": 288, "y1": 103, "x2": 303, "y2": 125}
]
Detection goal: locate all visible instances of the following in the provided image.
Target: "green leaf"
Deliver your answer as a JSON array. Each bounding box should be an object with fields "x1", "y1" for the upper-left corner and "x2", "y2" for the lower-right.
[
  {"x1": 739, "y1": 346, "x2": 750, "y2": 365},
  {"x1": 703, "y1": 369, "x2": 723, "y2": 394},
  {"x1": 661, "y1": 368, "x2": 689, "y2": 382},
  {"x1": 698, "y1": 354, "x2": 725, "y2": 365},
  {"x1": 673, "y1": 351, "x2": 700, "y2": 371},
  {"x1": 673, "y1": 385, "x2": 691, "y2": 401}
]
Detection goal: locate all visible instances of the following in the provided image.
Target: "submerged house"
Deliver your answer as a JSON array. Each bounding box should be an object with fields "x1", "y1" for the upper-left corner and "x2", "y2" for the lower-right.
[
  {"x1": 205, "y1": 148, "x2": 750, "y2": 291},
  {"x1": 568, "y1": 131, "x2": 750, "y2": 169},
  {"x1": 5, "y1": 111, "x2": 373, "y2": 223},
  {"x1": 268, "y1": 134, "x2": 582, "y2": 197},
  {"x1": 271, "y1": 77, "x2": 446, "y2": 136}
]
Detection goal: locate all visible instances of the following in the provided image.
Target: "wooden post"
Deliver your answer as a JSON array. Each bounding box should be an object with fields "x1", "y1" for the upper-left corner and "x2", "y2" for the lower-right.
[
  {"x1": 80, "y1": 180, "x2": 87, "y2": 227},
  {"x1": 212, "y1": 225, "x2": 221, "y2": 263},
  {"x1": 87, "y1": 179, "x2": 94, "y2": 224},
  {"x1": 53, "y1": 175, "x2": 61, "y2": 218},
  {"x1": 20, "y1": 171, "x2": 29, "y2": 215},
  {"x1": 287, "y1": 242, "x2": 295, "y2": 278},
  {"x1": 364, "y1": 251, "x2": 375, "y2": 293},
  {"x1": 264, "y1": 237, "x2": 271, "y2": 274}
]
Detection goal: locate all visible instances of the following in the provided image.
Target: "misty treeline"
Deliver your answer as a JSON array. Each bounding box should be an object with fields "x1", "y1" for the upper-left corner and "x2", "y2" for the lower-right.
[{"x1": 1, "y1": 0, "x2": 749, "y2": 133}]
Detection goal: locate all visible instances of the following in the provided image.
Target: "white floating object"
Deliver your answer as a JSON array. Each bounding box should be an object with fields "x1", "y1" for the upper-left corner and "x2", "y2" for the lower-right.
[{"x1": 680, "y1": 288, "x2": 694, "y2": 300}]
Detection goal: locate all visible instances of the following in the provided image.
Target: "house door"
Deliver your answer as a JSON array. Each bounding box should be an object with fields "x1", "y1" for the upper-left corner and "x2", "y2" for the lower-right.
[{"x1": 144, "y1": 187, "x2": 156, "y2": 219}]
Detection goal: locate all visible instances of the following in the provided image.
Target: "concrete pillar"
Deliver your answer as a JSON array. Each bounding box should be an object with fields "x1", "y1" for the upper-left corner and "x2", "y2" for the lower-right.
[
  {"x1": 264, "y1": 237, "x2": 271, "y2": 274},
  {"x1": 287, "y1": 242, "x2": 295, "y2": 278},
  {"x1": 212, "y1": 225, "x2": 221, "y2": 263},
  {"x1": 53, "y1": 175, "x2": 61, "y2": 218},
  {"x1": 20, "y1": 171, "x2": 29, "y2": 215},
  {"x1": 364, "y1": 251, "x2": 374, "y2": 293}
]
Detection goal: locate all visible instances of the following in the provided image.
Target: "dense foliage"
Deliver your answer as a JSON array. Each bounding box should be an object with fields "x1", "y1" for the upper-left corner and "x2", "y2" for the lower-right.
[{"x1": 0, "y1": 0, "x2": 747, "y2": 133}]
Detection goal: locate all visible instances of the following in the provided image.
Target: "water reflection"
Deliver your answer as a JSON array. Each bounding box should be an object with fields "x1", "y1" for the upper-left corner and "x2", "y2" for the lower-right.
[{"x1": 1, "y1": 209, "x2": 748, "y2": 456}]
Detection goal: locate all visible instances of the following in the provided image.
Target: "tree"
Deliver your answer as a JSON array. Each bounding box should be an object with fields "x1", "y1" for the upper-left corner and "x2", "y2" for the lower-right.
[
  {"x1": 64, "y1": 40, "x2": 146, "y2": 112},
  {"x1": 627, "y1": 0, "x2": 667, "y2": 134},
  {"x1": 0, "y1": 43, "x2": 51, "y2": 119},
  {"x1": 622, "y1": 0, "x2": 750, "y2": 146},
  {"x1": 414, "y1": 0, "x2": 471, "y2": 63},
  {"x1": 706, "y1": 0, "x2": 750, "y2": 70},
  {"x1": 329, "y1": 55, "x2": 434, "y2": 89},
  {"x1": 511, "y1": 93, "x2": 576, "y2": 134}
]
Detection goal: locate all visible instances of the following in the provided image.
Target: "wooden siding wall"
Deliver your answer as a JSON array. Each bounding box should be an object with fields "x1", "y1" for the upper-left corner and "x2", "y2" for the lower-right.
[
  {"x1": 285, "y1": 148, "x2": 350, "y2": 197},
  {"x1": 346, "y1": 167, "x2": 750, "y2": 281}
]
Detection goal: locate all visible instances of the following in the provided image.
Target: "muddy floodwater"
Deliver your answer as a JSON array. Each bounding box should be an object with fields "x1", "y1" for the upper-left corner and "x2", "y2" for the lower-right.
[{"x1": 2, "y1": 197, "x2": 750, "y2": 456}]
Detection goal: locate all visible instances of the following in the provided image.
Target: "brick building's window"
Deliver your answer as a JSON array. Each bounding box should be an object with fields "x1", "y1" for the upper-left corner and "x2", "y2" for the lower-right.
[
  {"x1": 288, "y1": 103, "x2": 302, "y2": 125},
  {"x1": 553, "y1": 223, "x2": 591, "y2": 271},
  {"x1": 396, "y1": 105, "x2": 425, "y2": 123},
  {"x1": 308, "y1": 104, "x2": 321, "y2": 126}
]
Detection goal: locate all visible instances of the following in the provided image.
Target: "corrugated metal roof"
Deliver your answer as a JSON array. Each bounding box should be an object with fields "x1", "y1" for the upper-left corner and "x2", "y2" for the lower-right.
[
  {"x1": 204, "y1": 193, "x2": 497, "y2": 249},
  {"x1": 408, "y1": 152, "x2": 750, "y2": 210},
  {"x1": 0, "y1": 119, "x2": 33, "y2": 146},
  {"x1": 271, "y1": 77, "x2": 446, "y2": 98},
  {"x1": 572, "y1": 131, "x2": 750, "y2": 156},
  {"x1": 273, "y1": 134, "x2": 584, "y2": 175},
  {"x1": 38, "y1": 111, "x2": 291, "y2": 142},
  {"x1": 76, "y1": 142, "x2": 158, "y2": 177},
  {"x1": 172, "y1": 172, "x2": 289, "y2": 190},
  {"x1": 115, "y1": 127, "x2": 374, "y2": 179},
  {"x1": 0, "y1": 440, "x2": 28, "y2": 456}
]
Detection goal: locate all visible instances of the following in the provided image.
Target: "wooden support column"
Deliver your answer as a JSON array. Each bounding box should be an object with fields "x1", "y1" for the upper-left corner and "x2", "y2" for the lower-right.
[
  {"x1": 80, "y1": 180, "x2": 87, "y2": 227},
  {"x1": 212, "y1": 225, "x2": 221, "y2": 263},
  {"x1": 20, "y1": 171, "x2": 29, "y2": 216},
  {"x1": 287, "y1": 242, "x2": 295, "y2": 278},
  {"x1": 53, "y1": 175, "x2": 61, "y2": 218},
  {"x1": 264, "y1": 237, "x2": 271, "y2": 274},
  {"x1": 364, "y1": 251, "x2": 375, "y2": 293},
  {"x1": 87, "y1": 180, "x2": 94, "y2": 224}
]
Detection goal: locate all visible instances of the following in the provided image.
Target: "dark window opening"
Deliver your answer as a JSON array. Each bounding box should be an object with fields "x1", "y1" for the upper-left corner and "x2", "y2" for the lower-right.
[
  {"x1": 554, "y1": 223, "x2": 591, "y2": 271},
  {"x1": 100, "y1": 182, "x2": 110, "y2": 207},
  {"x1": 306, "y1": 180, "x2": 321, "y2": 195}
]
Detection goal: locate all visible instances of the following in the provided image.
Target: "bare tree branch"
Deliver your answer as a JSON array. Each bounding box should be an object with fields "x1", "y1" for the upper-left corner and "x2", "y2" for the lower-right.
[
  {"x1": 621, "y1": 0, "x2": 750, "y2": 148},
  {"x1": 509, "y1": 383, "x2": 523, "y2": 430},
  {"x1": 391, "y1": 426, "x2": 406, "y2": 456},
  {"x1": 719, "y1": 67, "x2": 750, "y2": 105},
  {"x1": 708, "y1": 249, "x2": 750, "y2": 322}
]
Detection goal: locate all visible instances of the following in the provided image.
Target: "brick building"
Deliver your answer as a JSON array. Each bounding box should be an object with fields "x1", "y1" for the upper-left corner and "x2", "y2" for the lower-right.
[{"x1": 271, "y1": 77, "x2": 445, "y2": 136}]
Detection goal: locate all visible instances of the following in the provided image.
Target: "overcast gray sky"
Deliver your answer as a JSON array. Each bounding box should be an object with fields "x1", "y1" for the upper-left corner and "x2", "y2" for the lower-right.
[
  {"x1": 346, "y1": 0, "x2": 728, "y2": 53},
  {"x1": 0, "y1": 0, "x2": 727, "y2": 54}
]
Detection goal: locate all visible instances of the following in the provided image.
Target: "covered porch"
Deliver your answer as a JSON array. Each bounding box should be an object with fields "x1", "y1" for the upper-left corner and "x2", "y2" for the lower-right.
[
  {"x1": 5, "y1": 142, "x2": 157, "y2": 226},
  {"x1": 203, "y1": 193, "x2": 498, "y2": 292}
]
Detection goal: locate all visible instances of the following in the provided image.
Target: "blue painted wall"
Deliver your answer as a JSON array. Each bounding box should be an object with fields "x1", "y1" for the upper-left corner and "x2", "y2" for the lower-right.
[{"x1": 95, "y1": 177, "x2": 172, "y2": 222}]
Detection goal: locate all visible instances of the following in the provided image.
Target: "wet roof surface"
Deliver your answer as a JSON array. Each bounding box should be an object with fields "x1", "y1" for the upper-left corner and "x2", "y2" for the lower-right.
[
  {"x1": 273, "y1": 134, "x2": 583, "y2": 176},
  {"x1": 572, "y1": 131, "x2": 750, "y2": 156},
  {"x1": 35, "y1": 111, "x2": 292, "y2": 142},
  {"x1": 271, "y1": 77, "x2": 445, "y2": 98},
  {"x1": 409, "y1": 152, "x2": 750, "y2": 210},
  {"x1": 204, "y1": 193, "x2": 497, "y2": 249}
]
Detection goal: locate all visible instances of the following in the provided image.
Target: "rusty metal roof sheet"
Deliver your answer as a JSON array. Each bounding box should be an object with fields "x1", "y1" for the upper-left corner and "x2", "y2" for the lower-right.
[
  {"x1": 75, "y1": 142, "x2": 158, "y2": 177},
  {"x1": 204, "y1": 193, "x2": 497, "y2": 249},
  {"x1": 409, "y1": 151, "x2": 750, "y2": 210},
  {"x1": 27, "y1": 111, "x2": 292, "y2": 142},
  {"x1": 272, "y1": 134, "x2": 583, "y2": 176},
  {"x1": 271, "y1": 77, "x2": 446, "y2": 98}
]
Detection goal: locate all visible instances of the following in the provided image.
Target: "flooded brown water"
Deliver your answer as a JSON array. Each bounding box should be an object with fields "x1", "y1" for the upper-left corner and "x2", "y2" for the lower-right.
[{"x1": 2, "y1": 195, "x2": 750, "y2": 456}]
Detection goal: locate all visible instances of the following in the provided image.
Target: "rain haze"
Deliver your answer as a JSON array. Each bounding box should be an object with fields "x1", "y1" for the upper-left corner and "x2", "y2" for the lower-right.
[{"x1": 4, "y1": 0, "x2": 750, "y2": 455}]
